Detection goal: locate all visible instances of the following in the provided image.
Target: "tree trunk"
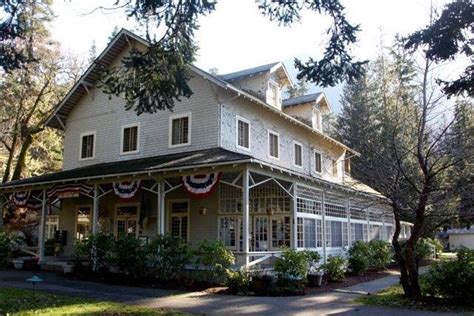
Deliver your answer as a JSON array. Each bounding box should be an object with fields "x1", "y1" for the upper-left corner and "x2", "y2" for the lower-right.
[
  {"x1": 11, "y1": 133, "x2": 33, "y2": 181},
  {"x1": 2, "y1": 136, "x2": 17, "y2": 183}
]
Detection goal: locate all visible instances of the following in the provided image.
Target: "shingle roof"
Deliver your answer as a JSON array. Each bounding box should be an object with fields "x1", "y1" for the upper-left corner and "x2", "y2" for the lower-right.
[
  {"x1": 282, "y1": 92, "x2": 323, "y2": 107},
  {"x1": 218, "y1": 62, "x2": 280, "y2": 81},
  {"x1": 0, "y1": 148, "x2": 251, "y2": 189}
]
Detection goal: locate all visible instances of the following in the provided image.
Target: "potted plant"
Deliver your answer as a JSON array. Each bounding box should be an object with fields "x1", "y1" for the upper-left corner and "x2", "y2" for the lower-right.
[
  {"x1": 305, "y1": 251, "x2": 323, "y2": 287},
  {"x1": 12, "y1": 258, "x2": 24, "y2": 270}
]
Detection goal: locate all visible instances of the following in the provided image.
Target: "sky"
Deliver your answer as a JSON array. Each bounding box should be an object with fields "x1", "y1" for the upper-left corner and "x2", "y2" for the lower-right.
[{"x1": 50, "y1": 0, "x2": 457, "y2": 112}]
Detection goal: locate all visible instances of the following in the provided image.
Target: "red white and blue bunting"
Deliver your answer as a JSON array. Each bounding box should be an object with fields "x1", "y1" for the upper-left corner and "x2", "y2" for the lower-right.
[
  {"x1": 183, "y1": 173, "x2": 221, "y2": 199},
  {"x1": 12, "y1": 191, "x2": 31, "y2": 207},
  {"x1": 47, "y1": 183, "x2": 93, "y2": 199},
  {"x1": 113, "y1": 180, "x2": 141, "y2": 199}
]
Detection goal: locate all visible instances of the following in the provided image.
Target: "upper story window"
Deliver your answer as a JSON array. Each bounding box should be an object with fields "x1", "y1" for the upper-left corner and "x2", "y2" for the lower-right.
[
  {"x1": 314, "y1": 151, "x2": 322, "y2": 173},
  {"x1": 331, "y1": 159, "x2": 338, "y2": 177},
  {"x1": 313, "y1": 108, "x2": 322, "y2": 131},
  {"x1": 80, "y1": 131, "x2": 95, "y2": 160},
  {"x1": 293, "y1": 141, "x2": 303, "y2": 168},
  {"x1": 169, "y1": 113, "x2": 191, "y2": 147},
  {"x1": 268, "y1": 130, "x2": 279, "y2": 159},
  {"x1": 236, "y1": 116, "x2": 250, "y2": 150},
  {"x1": 121, "y1": 124, "x2": 139, "y2": 154},
  {"x1": 344, "y1": 158, "x2": 351, "y2": 175},
  {"x1": 268, "y1": 81, "x2": 280, "y2": 107}
]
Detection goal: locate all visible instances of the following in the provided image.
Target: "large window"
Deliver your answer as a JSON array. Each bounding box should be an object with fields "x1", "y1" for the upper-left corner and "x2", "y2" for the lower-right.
[
  {"x1": 236, "y1": 117, "x2": 250, "y2": 150},
  {"x1": 121, "y1": 124, "x2": 139, "y2": 154},
  {"x1": 268, "y1": 130, "x2": 279, "y2": 159},
  {"x1": 297, "y1": 218, "x2": 322, "y2": 248},
  {"x1": 169, "y1": 113, "x2": 191, "y2": 147},
  {"x1": 115, "y1": 204, "x2": 139, "y2": 237},
  {"x1": 219, "y1": 216, "x2": 237, "y2": 248},
  {"x1": 80, "y1": 132, "x2": 95, "y2": 160},
  {"x1": 326, "y1": 220, "x2": 348, "y2": 247},
  {"x1": 314, "y1": 151, "x2": 322, "y2": 173},
  {"x1": 293, "y1": 141, "x2": 303, "y2": 167},
  {"x1": 351, "y1": 222, "x2": 366, "y2": 242},
  {"x1": 46, "y1": 215, "x2": 59, "y2": 240},
  {"x1": 331, "y1": 159, "x2": 338, "y2": 177}
]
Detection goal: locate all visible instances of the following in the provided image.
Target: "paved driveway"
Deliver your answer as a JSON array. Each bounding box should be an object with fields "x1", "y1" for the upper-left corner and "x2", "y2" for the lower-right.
[{"x1": 0, "y1": 270, "x2": 466, "y2": 315}]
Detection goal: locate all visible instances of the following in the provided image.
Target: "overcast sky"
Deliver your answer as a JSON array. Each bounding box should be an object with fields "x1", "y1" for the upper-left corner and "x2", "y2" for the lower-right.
[{"x1": 50, "y1": 0, "x2": 457, "y2": 111}]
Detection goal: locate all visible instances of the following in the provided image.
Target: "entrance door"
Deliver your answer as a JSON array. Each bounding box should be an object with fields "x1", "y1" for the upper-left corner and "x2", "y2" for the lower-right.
[
  {"x1": 169, "y1": 200, "x2": 189, "y2": 242},
  {"x1": 76, "y1": 206, "x2": 91, "y2": 241},
  {"x1": 115, "y1": 204, "x2": 139, "y2": 237},
  {"x1": 253, "y1": 216, "x2": 269, "y2": 251}
]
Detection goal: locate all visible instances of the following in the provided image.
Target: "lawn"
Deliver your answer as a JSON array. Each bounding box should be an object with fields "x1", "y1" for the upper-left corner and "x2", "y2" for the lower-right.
[
  {"x1": 356, "y1": 285, "x2": 474, "y2": 313},
  {"x1": 0, "y1": 288, "x2": 186, "y2": 315}
]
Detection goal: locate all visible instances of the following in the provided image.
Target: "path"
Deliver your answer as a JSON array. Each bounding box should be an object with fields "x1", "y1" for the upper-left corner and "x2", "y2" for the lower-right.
[{"x1": 0, "y1": 269, "x2": 464, "y2": 316}]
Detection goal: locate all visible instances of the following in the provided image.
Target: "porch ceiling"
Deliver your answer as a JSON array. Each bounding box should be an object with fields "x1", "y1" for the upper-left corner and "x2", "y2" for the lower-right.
[{"x1": 0, "y1": 148, "x2": 251, "y2": 190}]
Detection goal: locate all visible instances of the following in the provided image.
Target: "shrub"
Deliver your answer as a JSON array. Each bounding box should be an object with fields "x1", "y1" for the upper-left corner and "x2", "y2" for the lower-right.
[
  {"x1": 348, "y1": 241, "x2": 371, "y2": 275},
  {"x1": 193, "y1": 240, "x2": 235, "y2": 283},
  {"x1": 226, "y1": 270, "x2": 251, "y2": 294},
  {"x1": 421, "y1": 247, "x2": 474, "y2": 301},
  {"x1": 0, "y1": 232, "x2": 15, "y2": 269},
  {"x1": 368, "y1": 240, "x2": 391, "y2": 270},
  {"x1": 415, "y1": 238, "x2": 433, "y2": 262},
  {"x1": 146, "y1": 234, "x2": 191, "y2": 280},
  {"x1": 324, "y1": 255, "x2": 346, "y2": 282},
  {"x1": 426, "y1": 237, "x2": 444, "y2": 254},
  {"x1": 274, "y1": 247, "x2": 310, "y2": 280},
  {"x1": 73, "y1": 233, "x2": 114, "y2": 272},
  {"x1": 44, "y1": 238, "x2": 56, "y2": 256},
  {"x1": 273, "y1": 276, "x2": 305, "y2": 296},
  {"x1": 107, "y1": 234, "x2": 147, "y2": 278}
]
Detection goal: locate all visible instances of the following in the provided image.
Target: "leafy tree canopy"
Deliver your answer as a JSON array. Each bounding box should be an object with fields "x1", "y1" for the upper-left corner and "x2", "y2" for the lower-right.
[{"x1": 404, "y1": 0, "x2": 473, "y2": 96}]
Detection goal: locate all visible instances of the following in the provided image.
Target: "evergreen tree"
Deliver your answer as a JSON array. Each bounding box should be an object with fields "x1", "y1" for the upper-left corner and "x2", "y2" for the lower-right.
[
  {"x1": 88, "y1": 40, "x2": 97, "y2": 64},
  {"x1": 286, "y1": 79, "x2": 309, "y2": 98}
]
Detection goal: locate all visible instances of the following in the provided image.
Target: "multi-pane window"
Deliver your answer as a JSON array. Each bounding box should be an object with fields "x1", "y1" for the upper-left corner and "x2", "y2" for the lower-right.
[
  {"x1": 170, "y1": 114, "x2": 190, "y2": 146},
  {"x1": 268, "y1": 131, "x2": 279, "y2": 159},
  {"x1": 294, "y1": 142, "x2": 303, "y2": 167},
  {"x1": 326, "y1": 221, "x2": 348, "y2": 247},
  {"x1": 122, "y1": 125, "x2": 139, "y2": 153},
  {"x1": 304, "y1": 219, "x2": 316, "y2": 248},
  {"x1": 80, "y1": 133, "x2": 95, "y2": 159},
  {"x1": 271, "y1": 216, "x2": 291, "y2": 248},
  {"x1": 219, "y1": 216, "x2": 237, "y2": 248},
  {"x1": 46, "y1": 216, "x2": 59, "y2": 240},
  {"x1": 314, "y1": 152, "x2": 322, "y2": 173},
  {"x1": 170, "y1": 201, "x2": 189, "y2": 242},
  {"x1": 370, "y1": 224, "x2": 381, "y2": 241},
  {"x1": 351, "y1": 223, "x2": 365, "y2": 242},
  {"x1": 237, "y1": 117, "x2": 250, "y2": 149},
  {"x1": 297, "y1": 218, "x2": 323, "y2": 249},
  {"x1": 268, "y1": 81, "x2": 279, "y2": 107}
]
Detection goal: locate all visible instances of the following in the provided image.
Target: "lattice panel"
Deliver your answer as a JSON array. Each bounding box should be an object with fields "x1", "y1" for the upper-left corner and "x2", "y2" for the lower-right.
[
  {"x1": 325, "y1": 202, "x2": 347, "y2": 218},
  {"x1": 350, "y1": 207, "x2": 367, "y2": 220},
  {"x1": 296, "y1": 186, "x2": 322, "y2": 201},
  {"x1": 297, "y1": 198, "x2": 322, "y2": 215},
  {"x1": 369, "y1": 210, "x2": 383, "y2": 222}
]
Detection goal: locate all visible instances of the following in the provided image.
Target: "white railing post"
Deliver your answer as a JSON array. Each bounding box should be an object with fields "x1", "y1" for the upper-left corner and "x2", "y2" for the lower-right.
[
  {"x1": 242, "y1": 167, "x2": 250, "y2": 266},
  {"x1": 92, "y1": 184, "x2": 99, "y2": 234},
  {"x1": 292, "y1": 182, "x2": 298, "y2": 249},
  {"x1": 158, "y1": 179, "x2": 165, "y2": 235},
  {"x1": 38, "y1": 189, "x2": 47, "y2": 263},
  {"x1": 347, "y1": 198, "x2": 351, "y2": 246},
  {"x1": 321, "y1": 190, "x2": 327, "y2": 263}
]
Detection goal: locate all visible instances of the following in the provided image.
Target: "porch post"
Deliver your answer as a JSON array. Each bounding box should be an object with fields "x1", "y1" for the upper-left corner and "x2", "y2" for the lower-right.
[
  {"x1": 292, "y1": 182, "x2": 298, "y2": 249},
  {"x1": 347, "y1": 198, "x2": 351, "y2": 246},
  {"x1": 321, "y1": 190, "x2": 327, "y2": 263},
  {"x1": 38, "y1": 189, "x2": 47, "y2": 263},
  {"x1": 242, "y1": 167, "x2": 250, "y2": 266},
  {"x1": 157, "y1": 179, "x2": 165, "y2": 235},
  {"x1": 92, "y1": 184, "x2": 99, "y2": 234}
]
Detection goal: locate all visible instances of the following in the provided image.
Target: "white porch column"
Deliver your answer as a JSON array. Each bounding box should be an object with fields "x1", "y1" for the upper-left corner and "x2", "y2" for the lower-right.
[
  {"x1": 366, "y1": 207, "x2": 371, "y2": 241},
  {"x1": 157, "y1": 179, "x2": 165, "y2": 235},
  {"x1": 242, "y1": 167, "x2": 250, "y2": 266},
  {"x1": 321, "y1": 190, "x2": 327, "y2": 263},
  {"x1": 92, "y1": 184, "x2": 99, "y2": 234},
  {"x1": 347, "y1": 198, "x2": 351, "y2": 246},
  {"x1": 292, "y1": 182, "x2": 298, "y2": 249},
  {"x1": 38, "y1": 189, "x2": 47, "y2": 263}
]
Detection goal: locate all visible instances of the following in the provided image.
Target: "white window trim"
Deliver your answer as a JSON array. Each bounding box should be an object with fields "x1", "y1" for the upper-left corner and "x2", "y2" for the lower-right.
[
  {"x1": 169, "y1": 112, "x2": 192, "y2": 148},
  {"x1": 267, "y1": 129, "x2": 280, "y2": 160},
  {"x1": 236, "y1": 115, "x2": 251, "y2": 151},
  {"x1": 114, "y1": 202, "x2": 140, "y2": 238},
  {"x1": 293, "y1": 140, "x2": 303, "y2": 168},
  {"x1": 313, "y1": 150, "x2": 323, "y2": 174},
  {"x1": 313, "y1": 107, "x2": 322, "y2": 131},
  {"x1": 268, "y1": 80, "x2": 280, "y2": 107},
  {"x1": 79, "y1": 131, "x2": 96, "y2": 161},
  {"x1": 120, "y1": 123, "x2": 140, "y2": 155}
]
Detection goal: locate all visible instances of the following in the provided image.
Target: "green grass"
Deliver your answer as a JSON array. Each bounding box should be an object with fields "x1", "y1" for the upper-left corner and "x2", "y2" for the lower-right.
[
  {"x1": 0, "y1": 288, "x2": 186, "y2": 315},
  {"x1": 355, "y1": 285, "x2": 474, "y2": 313}
]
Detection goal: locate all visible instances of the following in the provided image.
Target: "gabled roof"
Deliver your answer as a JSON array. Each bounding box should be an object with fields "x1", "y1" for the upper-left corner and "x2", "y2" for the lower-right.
[
  {"x1": 46, "y1": 29, "x2": 357, "y2": 155},
  {"x1": 282, "y1": 92, "x2": 333, "y2": 113},
  {"x1": 219, "y1": 62, "x2": 293, "y2": 86}
]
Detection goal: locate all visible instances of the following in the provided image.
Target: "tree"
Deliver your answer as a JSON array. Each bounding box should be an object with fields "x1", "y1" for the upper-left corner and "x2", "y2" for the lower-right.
[
  {"x1": 338, "y1": 38, "x2": 467, "y2": 298},
  {"x1": 405, "y1": 0, "x2": 473, "y2": 96},
  {"x1": 0, "y1": 1, "x2": 78, "y2": 182},
  {"x1": 88, "y1": 40, "x2": 97, "y2": 64},
  {"x1": 0, "y1": 0, "x2": 53, "y2": 72},
  {"x1": 286, "y1": 79, "x2": 309, "y2": 98}
]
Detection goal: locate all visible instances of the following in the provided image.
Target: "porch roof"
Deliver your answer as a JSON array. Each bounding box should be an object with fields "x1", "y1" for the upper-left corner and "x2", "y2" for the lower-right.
[{"x1": 0, "y1": 148, "x2": 251, "y2": 190}]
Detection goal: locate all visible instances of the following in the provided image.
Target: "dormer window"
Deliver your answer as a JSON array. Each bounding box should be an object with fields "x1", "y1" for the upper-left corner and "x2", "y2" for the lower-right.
[
  {"x1": 313, "y1": 108, "x2": 322, "y2": 131},
  {"x1": 268, "y1": 81, "x2": 280, "y2": 107}
]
